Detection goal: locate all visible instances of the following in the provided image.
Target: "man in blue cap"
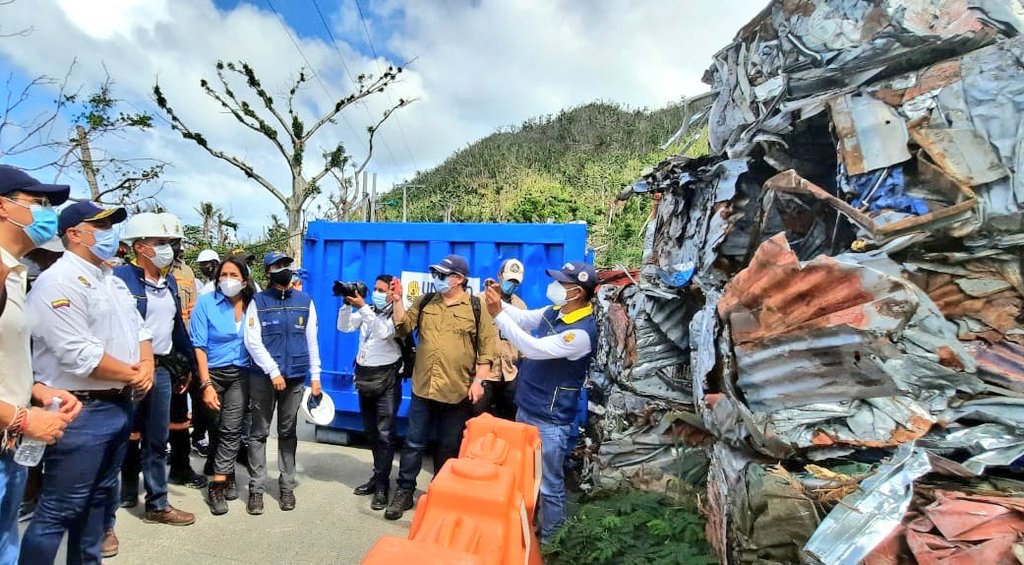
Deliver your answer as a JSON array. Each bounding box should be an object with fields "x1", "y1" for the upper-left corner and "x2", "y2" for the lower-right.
[
  {"x1": 22, "y1": 200, "x2": 154, "y2": 564},
  {"x1": 242, "y1": 251, "x2": 321, "y2": 514},
  {"x1": 0, "y1": 165, "x2": 82, "y2": 562},
  {"x1": 484, "y1": 260, "x2": 599, "y2": 544}
]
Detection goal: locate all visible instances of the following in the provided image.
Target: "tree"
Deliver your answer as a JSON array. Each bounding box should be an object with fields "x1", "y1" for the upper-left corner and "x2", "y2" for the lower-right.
[
  {"x1": 0, "y1": 0, "x2": 32, "y2": 39},
  {"x1": 0, "y1": 66, "x2": 76, "y2": 167},
  {"x1": 195, "y1": 201, "x2": 220, "y2": 244},
  {"x1": 153, "y1": 61, "x2": 413, "y2": 260},
  {"x1": 215, "y1": 211, "x2": 237, "y2": 246}
]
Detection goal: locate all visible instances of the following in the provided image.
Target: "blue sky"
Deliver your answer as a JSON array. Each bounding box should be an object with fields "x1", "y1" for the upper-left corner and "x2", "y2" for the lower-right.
[{"x1": 0, "y1": 0, "x2": 765, "y2": 237}]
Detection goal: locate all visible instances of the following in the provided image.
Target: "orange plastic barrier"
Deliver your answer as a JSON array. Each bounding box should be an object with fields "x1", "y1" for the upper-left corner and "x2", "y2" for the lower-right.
[
  {"x1": 408, "y1": 459, "x2": 532, "y2": 565},
  {"x1": 361, "y1": 537, "x2": 482, "y2": 565},
  {"x1": 459, "y1": 413, "x2": 542, "y2": 521}
]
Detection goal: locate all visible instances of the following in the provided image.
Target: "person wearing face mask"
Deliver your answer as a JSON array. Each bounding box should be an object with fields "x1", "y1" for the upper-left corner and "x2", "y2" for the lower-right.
[
  {"x1": 22, "y1": 201, "x2": 153, "y2": 564},
  {"x1": 337, "y1": 274, "x2": 401, "y2": 511},
  {"x1": 0, "y1": 166, "x2": 82, "y2": 563},
  {"x1": 483, "y1": 261, "x2": 599, "y2": 545},
  {"x1": 103, "y1": 213, "x2": 197, "y2": 551},
  {"x1": 241, "y1": 252, "x2": 321, "y2": 515},
  {"x1": 386, "y1": 254, "x2": 498, "y2": 521},
  {"x1": 476, "y1": 259, "x2": 527, "y2": 420},
  {"x1": 190, "y1": 255, "x2": 254, "y2": 516},
  {"x1": 196, "y1": 249, "x2": 220, "y2": 297}
]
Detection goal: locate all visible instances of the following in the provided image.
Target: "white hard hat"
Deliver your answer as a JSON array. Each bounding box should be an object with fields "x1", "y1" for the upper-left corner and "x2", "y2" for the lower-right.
[
  {"x1": 121, "y1": 212, "x2": 183, "y2": 243},
  {"x1": 197, "y1": 249, "x2": 220, "y2": 263},
  {"x1": 301, "y1": 387, "x2": 335, "y2": 426}
]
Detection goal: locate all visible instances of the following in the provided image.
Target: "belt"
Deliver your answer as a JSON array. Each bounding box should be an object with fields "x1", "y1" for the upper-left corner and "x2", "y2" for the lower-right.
[{"x1": 70, "y1": 388, "x2": 132, "y2": 402}]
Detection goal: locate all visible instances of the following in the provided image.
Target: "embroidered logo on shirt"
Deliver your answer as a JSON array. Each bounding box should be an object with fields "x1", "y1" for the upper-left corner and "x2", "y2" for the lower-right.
[
  {"x1": 297, "y1": 316, "x2": 305, "y2": 327},
  {"x1": 248, "y1": 316, "x2": 255, "y2": 328},
  {"x1": 51, "y1": 298, "x2": 71, "y2": 309},
  {"x1": 77, "y1": 276, "x2": 92, "y2": 288},
  {"x1": 562, "y1": 332, "x2": 576, "y2": 343}
]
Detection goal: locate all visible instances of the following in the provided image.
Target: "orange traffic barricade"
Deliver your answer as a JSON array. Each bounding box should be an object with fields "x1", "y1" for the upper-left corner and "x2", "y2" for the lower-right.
[
  {"x1": 361, "y1": 536, "x2": 482, "y2": 565},
  {"x1": 459, "y1": 414, "x2": 542, "y2": 521}
]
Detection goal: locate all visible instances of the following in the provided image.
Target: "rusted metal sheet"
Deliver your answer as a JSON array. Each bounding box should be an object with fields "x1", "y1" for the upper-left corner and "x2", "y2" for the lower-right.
[
  {"x1": 829, "y1": 94, "x2": 912, "y2": 175},
  {"x1": 909, "y1": 128, "x2": 1009, "y2": 186},
  {"x1": 970, "y1": 341, "x2": 1024, "y2": 392}
]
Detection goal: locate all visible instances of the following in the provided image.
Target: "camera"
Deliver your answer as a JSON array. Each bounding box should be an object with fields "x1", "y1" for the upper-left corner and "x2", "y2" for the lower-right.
[{"x1": 332, "y1": 280, "x2": 368, "y2": 298}]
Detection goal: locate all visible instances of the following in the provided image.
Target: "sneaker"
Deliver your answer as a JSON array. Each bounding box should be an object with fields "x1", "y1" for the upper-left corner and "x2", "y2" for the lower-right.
[
  {"x1": 192, "y1": 438, "x2": 210, "y2": 457},
  {"x1": 247, "y1": 492, "x2": 264, "y2": 515},
  {"x1": 101, "y1": 529, "x2": 119, "y2": 558},
  {"x1": 279, "y1": 489, "x2": 296, "y2": 511},
  {"x1": 143, "y1": 506, "x2": 196, "y2": 526},
  {"x1": 225, "y1": 475, "x2": 238, "y2": 501},
  {"x1": 169, "y1": 467, "x2": 209, "y2": 489},
  {"x1": 208, "y1": 482, "x2": 229, "y2": 516},
  {"x1": 371, "y1": 486, "x2": 389, "y2": 511},
  {"x1": 353, "y1": 479, "x2": 376, "y2": 496},
  {"x1": 384, "y1": 488, "x2": 414, "y2": 521}
]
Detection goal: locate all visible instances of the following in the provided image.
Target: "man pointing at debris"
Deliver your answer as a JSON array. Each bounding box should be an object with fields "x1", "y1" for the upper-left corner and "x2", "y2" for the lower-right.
[{"x1": 484, "y1": 261, "x2": 598, "y2": 544}]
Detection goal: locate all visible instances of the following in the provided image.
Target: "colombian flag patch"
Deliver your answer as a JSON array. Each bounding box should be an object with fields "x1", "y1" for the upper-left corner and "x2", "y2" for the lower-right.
[{"x1": 50, "y1": 298, "x2": 71, "y2": 310}]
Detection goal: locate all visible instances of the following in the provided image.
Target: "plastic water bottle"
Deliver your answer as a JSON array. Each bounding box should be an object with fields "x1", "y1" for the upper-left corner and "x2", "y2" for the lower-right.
[{"x1": 14, "y1": 397, "x2": 62, "y2": 467}]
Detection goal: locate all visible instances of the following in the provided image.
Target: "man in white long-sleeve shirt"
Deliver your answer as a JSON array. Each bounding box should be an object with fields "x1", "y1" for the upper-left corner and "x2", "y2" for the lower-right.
[
  {"x1": 241, "y1": 252, "x2": 321, "y2": 515},
  {"x1": 337, "y1": 274, "x2": 401, "y2": 510}
]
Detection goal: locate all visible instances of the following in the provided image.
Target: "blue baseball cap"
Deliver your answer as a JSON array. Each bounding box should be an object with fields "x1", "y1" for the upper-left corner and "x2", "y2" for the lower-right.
[
  {"x1": 263, "y1": 252, "x2": 294, "y2": 269},
  {"x1": 430, "y1": 254, "x2": 469, "y2": 277},
  {"x1": 547, "y1": 261, "x2": 598, "y2": 292},
  {"x1": 0, "y1": 165, "x2": 70, "y2": 206},
  {"x1": 58, "y1": 201, "x2": 127, "y2": 235}
]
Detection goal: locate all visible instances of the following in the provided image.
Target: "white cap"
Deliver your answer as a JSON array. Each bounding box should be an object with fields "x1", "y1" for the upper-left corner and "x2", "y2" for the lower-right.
[
  {"x1": 197, "y1": 249, "x2": 220, "y2": 263},
  {"x1": 499, "y1": 258, "x2": 525, "y2": 283},
  {"x1": 121, "y1": 212, "x2": 184, "y2": 243}
]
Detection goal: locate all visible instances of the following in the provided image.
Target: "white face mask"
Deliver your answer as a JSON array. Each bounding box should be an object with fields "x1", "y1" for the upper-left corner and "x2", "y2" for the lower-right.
[
  {"x1": 546, "y1": 281, "x2": 579, "y2": 307},
  {"x1": 148, "y1": 243, "x2": 175, "y2": 269},
  {"x1": 219, "y1": 279, "x2": 244, "y2": 298}
]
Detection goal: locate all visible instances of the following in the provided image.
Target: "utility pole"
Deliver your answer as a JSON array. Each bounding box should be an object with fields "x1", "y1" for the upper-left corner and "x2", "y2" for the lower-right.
[
  {"x1": 396, "y1": 184, "x2": 424, "y2": 222},
  {"x1": 370, "y1": 172, "x2": 377, "y2": 222}
]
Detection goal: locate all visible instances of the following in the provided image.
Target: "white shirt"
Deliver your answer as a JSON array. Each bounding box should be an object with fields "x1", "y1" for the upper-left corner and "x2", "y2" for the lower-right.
[
  {"x1": 197, "y1": 279, "x2": 215, "y2": 297},
  {"x1": 494, "y1": 304, "x2": 593, "y2": 361},
  {"x1": 144, "y1": 280, "x2": 176, "y2": 356},
  {"x1": 0, "y1": 246, "x2": 32, "y2": 406},
  {"x1": 337, "y1": 304, "x2": 400, "y2": 368},
  {"x1": 29, "y1": 252, "x2": 151, "y2": 391},
  {"x1": 243, "y1": 299, "x2": 322, "y2": 381}
]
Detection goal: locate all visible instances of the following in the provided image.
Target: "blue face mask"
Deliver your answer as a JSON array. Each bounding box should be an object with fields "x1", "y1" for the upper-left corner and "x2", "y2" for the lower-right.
[
  {"x1": 4, "y1": 199, "x2": 58, "y2": 247},
  {"x1": 89, "y1": 227, "x2": 120, "y2": 261},
  {"x1": 371, "y1": 291, "x2": 389, "y2": 310},
  {"x1": 432, "y1": 274, "x2": 451, "y2": 294},
  {"x1": 500, "y1": 280, "x2": 519, "y2": 296}
]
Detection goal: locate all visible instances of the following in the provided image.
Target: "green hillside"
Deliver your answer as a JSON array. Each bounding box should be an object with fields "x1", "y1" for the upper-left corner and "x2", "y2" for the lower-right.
[{"x1": 377, "y1": 102, "x2": 708, "y2": 266}]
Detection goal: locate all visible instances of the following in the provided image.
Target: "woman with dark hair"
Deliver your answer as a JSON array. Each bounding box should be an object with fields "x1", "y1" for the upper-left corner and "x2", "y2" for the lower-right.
[{"x1": 189, "y1": 255, "x2": 254, "y2": 515}]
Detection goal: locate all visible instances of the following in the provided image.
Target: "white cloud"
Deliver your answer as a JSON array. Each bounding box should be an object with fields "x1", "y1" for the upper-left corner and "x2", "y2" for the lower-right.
[{"x1": 0, "y1": 0, "x2": 764, "y2": 237}]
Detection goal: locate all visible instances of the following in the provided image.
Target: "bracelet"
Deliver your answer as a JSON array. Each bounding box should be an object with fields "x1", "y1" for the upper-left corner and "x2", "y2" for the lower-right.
[{"x1": 200, "y1": 380, "x2": 213, "y2": 390}]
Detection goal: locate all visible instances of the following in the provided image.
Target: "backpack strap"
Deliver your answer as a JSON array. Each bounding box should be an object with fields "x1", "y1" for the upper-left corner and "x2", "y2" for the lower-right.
[{"x1": 415, "y1": 292, "x2": 435, "y2": 333}]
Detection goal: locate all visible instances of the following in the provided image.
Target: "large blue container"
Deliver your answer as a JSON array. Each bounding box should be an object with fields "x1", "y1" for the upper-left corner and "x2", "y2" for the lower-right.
[{"x1": 302, "y1": 221, "x2": 589, "y2": 440}]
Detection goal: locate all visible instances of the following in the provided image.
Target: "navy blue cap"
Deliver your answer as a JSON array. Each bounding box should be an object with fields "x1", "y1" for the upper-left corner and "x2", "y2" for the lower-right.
[
  {"x1": 0, "y1": 165, "x2": 70, "y2": 206},
  {"x1": 430, "y1": 254, "x2": 469, "y2": 277},
  {"x1": 547, "y1": 261, "x2": 598, "y2": 291},
  {"x1": 58, "y1": 201, "x2": 127, "y2": 235},
  {"x1": 263, "y1": 252, "x2": 294, "y2": 269}
]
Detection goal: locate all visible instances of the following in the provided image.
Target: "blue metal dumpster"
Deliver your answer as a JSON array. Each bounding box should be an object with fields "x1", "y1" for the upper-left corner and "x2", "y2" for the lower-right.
[{"x1": 302, "y1": 221, "x2": 589, "y2": 443}]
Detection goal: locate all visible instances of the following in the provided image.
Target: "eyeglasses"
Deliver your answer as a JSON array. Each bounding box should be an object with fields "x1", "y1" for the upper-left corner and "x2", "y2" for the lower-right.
[{"x1": 3, "y1": 195, "x2": 52, "y2": 209}]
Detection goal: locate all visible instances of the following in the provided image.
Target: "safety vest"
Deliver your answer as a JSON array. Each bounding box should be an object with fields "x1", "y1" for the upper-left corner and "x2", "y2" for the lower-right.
[{"x1": 252, "y1": 288, "x2": 312, "y2": 380}]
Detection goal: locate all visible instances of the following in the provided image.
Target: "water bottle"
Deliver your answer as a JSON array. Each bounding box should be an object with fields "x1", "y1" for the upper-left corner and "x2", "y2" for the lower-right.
[{"x1": 14, "y1": 397, "x2": 62, "y2": 467}]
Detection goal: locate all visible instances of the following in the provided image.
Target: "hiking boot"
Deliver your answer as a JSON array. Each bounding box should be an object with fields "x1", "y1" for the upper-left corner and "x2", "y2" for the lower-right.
[
  {"x1": 384, "y1": 488, "x2": 414, "y2": 521},
  {"x1": 119, "y1": 478, "x2": 138, "y2": 508},
  {"x1": 168, "y1": 467, "x2": 209, "y2": 489},
  {"x1": 279, "y1": 489, "x2": 296, "y2": 511},
  {"x1": 353, "y1": 479, "x2": 376, "y2": 496},
  {"x1": 225, "y1": 474, "x2": 238, "y2": 501},
  {"x1": 100, "y1": 529, "x2": 119, "y2": 558},
  {"x1": 208, "y1": 481, "x2": 229, "y2": 516},
  {"x1": 247, "y1": 492, "x2": 264, "y2": 515},
  {"x1": 371, "y1": 486, "x2": 389, "y2": 511},
  {"x1": 143, "y1": 506, "x2": 196, "y2": 526}
]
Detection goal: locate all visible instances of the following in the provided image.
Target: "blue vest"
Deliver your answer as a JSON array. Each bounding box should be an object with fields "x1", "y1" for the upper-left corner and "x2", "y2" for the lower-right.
[
  {"x1": 515, "y1": 306, "x2": 598, "y2": 426},
  {"x1": 252, "y1": 288, "x2": 312, "y2": 380},
  {"x1": 113, "y1": 264, "x2": 195, "y2": 369}
]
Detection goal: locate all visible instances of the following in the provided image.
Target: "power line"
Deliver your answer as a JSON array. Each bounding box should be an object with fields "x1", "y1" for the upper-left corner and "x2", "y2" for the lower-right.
[
  {"x1": 263, "y1": 0, "x2": 368, "y2": 156},
  {"x1": 309, "y1": 0, "x2": 401, "y2": 170},
  {"x1": 353, "y1": 0, "x2": 419, "y2": 173}
]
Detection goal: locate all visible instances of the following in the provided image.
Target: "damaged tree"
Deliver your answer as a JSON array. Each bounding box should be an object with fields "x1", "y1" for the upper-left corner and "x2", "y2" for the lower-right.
[{"x1": 153, "y1": 61, "x2": 413, "y2": 260}]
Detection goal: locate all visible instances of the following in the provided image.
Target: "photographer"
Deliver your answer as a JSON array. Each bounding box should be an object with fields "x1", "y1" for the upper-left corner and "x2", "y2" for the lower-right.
[{"x1": 335, "y1": 275, "x2": 401, "y2": 511}]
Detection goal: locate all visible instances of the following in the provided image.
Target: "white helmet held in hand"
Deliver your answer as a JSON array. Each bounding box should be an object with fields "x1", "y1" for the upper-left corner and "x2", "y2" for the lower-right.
[
  {"x1": 121, "y1": 212, "x2": 183, "y2": 243},
  {"x1": 301, "y1": 387, "x2": 336, "y2": 426}
]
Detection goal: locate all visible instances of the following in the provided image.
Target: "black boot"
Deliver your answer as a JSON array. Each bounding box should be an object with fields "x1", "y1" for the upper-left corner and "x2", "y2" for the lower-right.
[
  {"x1": 279, "y1": 489, "x2": 295, "y2": 511},
  {"x1": 371, "y1": 485, "x2": 389, "y2": 511},
  {"x1": 353, "y1": 479, "x2": 377, "y2": 496},
  {"x1": 384, "y1": 488, "x2": 414, "y2": 521},
  {"x1": 207, "y1": 481, "x2": 228, "y2": 516},
  {"x1": 247, "y1": 492, "x2": 264, "y2": 516},
  {"x1": 225, "y1": 474, "x2": 238, "y2": 501},
  {"x1": 169, "y1": 466, "x2": 209, "y2": 489}
]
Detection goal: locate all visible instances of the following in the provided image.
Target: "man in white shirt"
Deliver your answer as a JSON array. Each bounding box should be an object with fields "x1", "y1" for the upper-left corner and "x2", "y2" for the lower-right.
[
  {"x1": 337, "y1": 274, "x2": 401, "y2": 510},
  {"x1": 242, "y1": 252, "x2": 321, "y2": 515},
  {"x1": 0, "y1": 166, "x2": 80, "y2": 563},
  {"x1": 21, "y1": 201, "x2": 154, "y2": 565}
]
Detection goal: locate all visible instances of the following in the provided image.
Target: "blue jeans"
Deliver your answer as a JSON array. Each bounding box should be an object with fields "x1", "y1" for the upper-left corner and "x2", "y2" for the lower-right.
[
  {"x1": 21, "y1": 398, "x2": 131, "y2": 565},
  {"x1": 517, "y1": 414, "x2": 572, "y2": 543},
  {"x1": 138, "y1": 367, "x2": 172, "y2": 512},
  {"x1": 0, "y1": 455, "x2": 28, "y2": 563},
  {"x1": 396, "y1": 394, "x2": 470, "y2": 491}
]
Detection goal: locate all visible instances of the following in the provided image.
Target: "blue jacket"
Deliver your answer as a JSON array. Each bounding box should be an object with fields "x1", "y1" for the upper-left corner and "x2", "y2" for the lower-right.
[
  {"x1": 515, "y1": 307, "x2": 598, "y2": 426},
  {"x1": 252, "y1": 288, "x2": 312, "y2": 380},
  {"x1": 113, "y1": 264, "x2": 197, "y2": 373}
]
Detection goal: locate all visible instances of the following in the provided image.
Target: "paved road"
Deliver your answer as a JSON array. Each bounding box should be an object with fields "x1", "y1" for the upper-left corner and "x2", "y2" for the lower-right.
[{"x1": 26, "y1": 422, "x2": 431, "y2": 564}]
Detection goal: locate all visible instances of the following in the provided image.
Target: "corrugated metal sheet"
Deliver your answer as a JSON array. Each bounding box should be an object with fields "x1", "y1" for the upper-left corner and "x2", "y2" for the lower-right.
[{"x1": 302, "y1": 221, "x2": 588, "y2": 432}]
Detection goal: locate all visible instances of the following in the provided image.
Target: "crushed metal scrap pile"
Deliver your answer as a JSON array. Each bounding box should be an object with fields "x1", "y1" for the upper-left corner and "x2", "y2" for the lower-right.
[{"x1": 591, "y1": 1, "x2": 1024, "y2": 563}]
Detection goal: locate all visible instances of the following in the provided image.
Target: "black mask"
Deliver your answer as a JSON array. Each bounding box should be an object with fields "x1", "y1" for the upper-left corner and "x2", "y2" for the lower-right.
[
  {"x1": 269, "y1": 269, "x2": 293, "y2": 288},
  {"x1": 200, "y1": 264, "x2": 217, "y2": 279}
]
